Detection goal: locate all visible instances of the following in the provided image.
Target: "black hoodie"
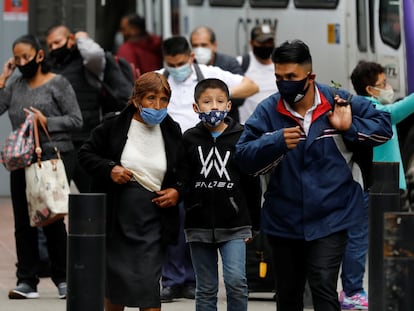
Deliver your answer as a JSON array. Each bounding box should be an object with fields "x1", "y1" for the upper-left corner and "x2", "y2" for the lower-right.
[{"x1": 179, "y1": 117, "x2": 261, "y2": 243}]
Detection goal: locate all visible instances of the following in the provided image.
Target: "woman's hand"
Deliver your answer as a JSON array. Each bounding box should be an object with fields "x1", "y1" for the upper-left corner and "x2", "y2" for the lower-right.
[
  {"x1": 152, "y1": 188, "x2": 179, "y2": 208},
  {"x1": 0, "y1": 57, "x2": 16, "y2": 82},
  {"x1": 24, "y1": 107, "x2": 48, "y2": 129},
  {"x1": 110, "y1": 165, "x2": 132, "y2": 184}
]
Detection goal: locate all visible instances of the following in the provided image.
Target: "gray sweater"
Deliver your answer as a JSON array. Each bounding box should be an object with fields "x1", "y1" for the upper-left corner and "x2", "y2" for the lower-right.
[{"x1": 0, "y1": 74, "x2": 83, "y2": 154}]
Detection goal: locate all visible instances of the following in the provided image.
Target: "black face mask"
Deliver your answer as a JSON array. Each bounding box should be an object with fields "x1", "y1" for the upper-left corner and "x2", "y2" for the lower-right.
[
  {"x1": 253, "y1": 46, "x2": 274, "y2": 60},
  {"x1": 49, "y1": 39, "x2": 71, "y2": 63},
  {"x1": 17, "y1": 55, "x2": 40, "y2": 79},
  {"x1": 276, "y1": 76, "x2": 310, "y2": 105}
]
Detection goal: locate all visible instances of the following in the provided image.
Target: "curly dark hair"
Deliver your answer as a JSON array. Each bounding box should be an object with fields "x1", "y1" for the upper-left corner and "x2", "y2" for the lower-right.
[{"x1": 350, "y1": 61, "x2": 384, "y2": 96}]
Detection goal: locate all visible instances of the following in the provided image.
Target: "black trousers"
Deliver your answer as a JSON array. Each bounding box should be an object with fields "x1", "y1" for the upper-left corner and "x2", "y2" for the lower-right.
[
  {"x1": 9, "y1": 150, "x2": 75, "y2": 288},
  {"x1": 268, "y1": 230, "x2": 347, "y2": 311}
]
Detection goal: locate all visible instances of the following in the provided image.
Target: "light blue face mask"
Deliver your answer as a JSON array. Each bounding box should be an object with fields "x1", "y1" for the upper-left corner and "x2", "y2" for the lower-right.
[
  {"x1": 140, "y1": 108, "x2": 168, "y2": 125},
  {"x1": 166, "y1": 63, "x2": 192, "y2": 82}
]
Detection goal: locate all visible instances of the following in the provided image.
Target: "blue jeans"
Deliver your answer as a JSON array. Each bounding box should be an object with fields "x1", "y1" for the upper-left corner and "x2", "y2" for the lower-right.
[
  {"x1": 189, "y1": 239, "x2": 248, "y2": 311},
  {"x1": 341, "y1": 192, "x2": 369, "y2": 296}
]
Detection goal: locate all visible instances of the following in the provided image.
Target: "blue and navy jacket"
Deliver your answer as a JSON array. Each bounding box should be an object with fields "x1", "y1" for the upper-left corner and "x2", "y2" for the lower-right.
[{"x1": 235, "y1": 83, "x2": 392, "y2": 241}]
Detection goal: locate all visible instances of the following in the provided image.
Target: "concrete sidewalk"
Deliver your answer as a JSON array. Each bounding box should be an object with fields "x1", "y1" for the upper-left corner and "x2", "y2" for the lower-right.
[{"x1": 0, "y1": 195, "x2": 319, "y2": 311}]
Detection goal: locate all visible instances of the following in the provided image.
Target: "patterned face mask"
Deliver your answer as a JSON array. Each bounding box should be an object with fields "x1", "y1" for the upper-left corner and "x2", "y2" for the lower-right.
[{"x1": 198, "y1": 110, "x2": 228, "y2": 128}]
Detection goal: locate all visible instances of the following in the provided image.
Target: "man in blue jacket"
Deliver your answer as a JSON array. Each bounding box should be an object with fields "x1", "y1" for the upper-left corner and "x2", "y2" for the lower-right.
[{"x1": 235, "y1": 40, "x2": 392, "y2": 311}]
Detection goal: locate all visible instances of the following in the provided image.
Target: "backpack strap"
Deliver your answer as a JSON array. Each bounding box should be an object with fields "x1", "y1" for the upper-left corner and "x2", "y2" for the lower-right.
[
  {"x1": 241, "y1": 53, "x2": 250, "y2": 73},
  {"x1": 193, "y1": 63, "x2": 205, "y2": 81}
]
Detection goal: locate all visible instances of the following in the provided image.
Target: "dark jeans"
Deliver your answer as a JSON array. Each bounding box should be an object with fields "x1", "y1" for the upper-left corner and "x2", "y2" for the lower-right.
[
  {"x1": 268, "y1": 230, "x2": 347, "y2": 311},
  {"x1": 10, "y1": 150, "x2": 75, "y2": 288}
]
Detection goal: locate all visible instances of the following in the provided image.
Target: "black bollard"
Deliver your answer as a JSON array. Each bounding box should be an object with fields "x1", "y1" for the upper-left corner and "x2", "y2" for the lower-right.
[
  {"x1": 383, "y1": 212, "x2": 414, "y2": 311},
  {"x1": 369, "y1": 162, "x2": 399, "y2": 311},
  {"x1": 67, "y1": 193, "x2": 106, "y2": 311}
]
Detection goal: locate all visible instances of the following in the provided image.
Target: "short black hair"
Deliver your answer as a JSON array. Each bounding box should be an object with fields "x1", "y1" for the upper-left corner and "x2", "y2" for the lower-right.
[
  {"x1": 351, "y1": 61, "x2": 384, "y2": 96},
  {"x1": 125, "y1": 13, "x2": 146, "y2": 33},
  {"x1": 45, "y1": 24, "x2": 73, "y2": 37},
  {"x1": 272, "y1": 39, "x2": 312, "y2": 67},
  {"x1": 194, "y1": 78, "x2": 229, "y2": 102},
  {"x1": 162, "y1": 36, "x2": 191, "y2": 57}
]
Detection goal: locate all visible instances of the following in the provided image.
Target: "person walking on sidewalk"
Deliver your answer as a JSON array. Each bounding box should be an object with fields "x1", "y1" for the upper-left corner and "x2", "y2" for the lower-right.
[
  {"x1": 235, "y1": 40, "x2": 392, "y2": 311},
  {"x1": 179, "y1": 78, "x2": 261, "y2": 311},
  {"x1": 0, "y1": 34, "x2": 82, "y2": 300},
  {"x1": 338, "y1": 60, "x2": 414, "y2": 310}
]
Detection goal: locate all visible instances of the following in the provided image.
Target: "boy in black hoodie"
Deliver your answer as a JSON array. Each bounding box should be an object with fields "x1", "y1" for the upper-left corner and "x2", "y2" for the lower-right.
[{"x1": 179, "y1": 78, "x2": 261, "y2": 311}]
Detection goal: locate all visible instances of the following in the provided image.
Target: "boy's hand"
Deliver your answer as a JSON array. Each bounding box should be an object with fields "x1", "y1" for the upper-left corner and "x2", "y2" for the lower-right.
[{"x1": 153, "y1": 188, "x2": 179, "y2": 208}]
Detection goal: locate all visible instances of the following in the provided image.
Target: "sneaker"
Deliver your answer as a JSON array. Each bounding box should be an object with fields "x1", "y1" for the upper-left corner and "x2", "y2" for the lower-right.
[
  {"x1": 57, "y1": 282, "x2": 67, "y2": 299},
  {"x1": 8, "y1": 283, "x2": 39, "y2": 299},
  {"x1": 160, "y1": 286, "x2": 182, "y2": 302},
  {"x1": 339, "y1": 290, "x2": 368, "y2": 310}
]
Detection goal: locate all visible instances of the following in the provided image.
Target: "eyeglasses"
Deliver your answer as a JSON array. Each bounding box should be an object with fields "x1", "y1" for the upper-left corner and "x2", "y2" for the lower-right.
[{"x1": 374, "y1": 80, "x2": 387, "y2": 88}]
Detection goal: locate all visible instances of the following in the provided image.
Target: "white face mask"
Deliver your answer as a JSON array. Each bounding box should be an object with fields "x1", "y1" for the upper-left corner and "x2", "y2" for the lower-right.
[
  {"x1": 193, "y1": 47, "x2": 212, "y2": 65},
  {"x1": 374, "y1": 84, "x2": 394, "y2": 105}
]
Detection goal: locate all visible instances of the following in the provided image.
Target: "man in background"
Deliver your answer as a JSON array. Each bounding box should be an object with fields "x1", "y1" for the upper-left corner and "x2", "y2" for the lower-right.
[
  {"x1": 117, "y1": 13, "x2": 163, "y2": 74},
  {"x1": 46, "y1": 25, "x2": 106, "y2": 193},
  {"x1": 190, "y1": 26, "x2": 244, "y2": 121},
  {"x1": 238, "y1": 24, "x2": 276, "y2": 124}
]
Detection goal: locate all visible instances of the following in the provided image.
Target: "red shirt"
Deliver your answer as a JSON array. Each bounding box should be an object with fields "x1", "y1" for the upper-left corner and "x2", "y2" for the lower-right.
[{"x1": 116, "y1": 34, "x2": 163, "y2": 74}]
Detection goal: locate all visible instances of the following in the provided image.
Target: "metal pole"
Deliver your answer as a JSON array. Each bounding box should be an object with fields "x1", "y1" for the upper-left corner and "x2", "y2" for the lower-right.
[
  {"x1": 369, "y1": 162, "x2": 399, "y2": 311},
  {"x1": 67, "y1": 193, "x2": 106, "y2": 311}
]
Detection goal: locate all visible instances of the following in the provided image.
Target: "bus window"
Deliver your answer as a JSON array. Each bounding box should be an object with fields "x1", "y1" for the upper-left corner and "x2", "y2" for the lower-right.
[
  {"x1": 357, "y1": 0, "x2": 368, "y2": 52},
  {"x1": 188, "y1": 0, "x2": 204, "y2": 4},
  {"x1": 250, "y1": 0, "x2": 289, "y2": 8},
  {"x1": 379, "y1": 0, "x2": 401, "y2": 49},
  {"x1": 209, "y1": 0, "x2": 245, "y2": 7},
  {"x1": 294, "y1": 0, "x2": 338, "y2": 9}
]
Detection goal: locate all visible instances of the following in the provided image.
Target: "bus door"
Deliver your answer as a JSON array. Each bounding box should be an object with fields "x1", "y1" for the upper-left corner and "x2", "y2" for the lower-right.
[
  {"x1": 136, "y1": 0, "x2": 175, "y2": 38},
  {"x1": 373, "y1": 0, "x2": 405, "y2": 99},
  {"x1": 344, "y1": 0, "x2": 375, "y2": 92}
]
